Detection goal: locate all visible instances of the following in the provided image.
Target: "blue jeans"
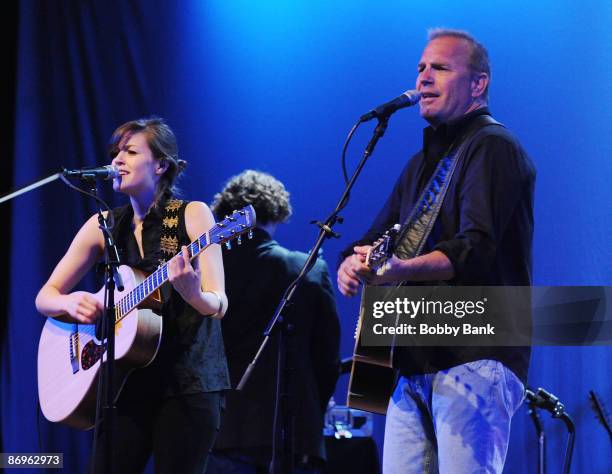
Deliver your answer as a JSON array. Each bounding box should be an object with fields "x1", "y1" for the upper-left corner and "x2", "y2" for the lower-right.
[{"x1": 383, "y1": 360, "x2": 525, "y2": 474}]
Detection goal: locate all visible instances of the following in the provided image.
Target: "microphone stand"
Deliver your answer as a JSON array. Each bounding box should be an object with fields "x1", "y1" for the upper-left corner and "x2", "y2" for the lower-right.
[
  {"x1": 539, "y1": 392, "x2": 575, "y2": 474},
  {"x1": 85, "y1": 180, "x2": 123, "y2": 474},
  {"x1": 561, "y1": 415, "x2": 575, "y2": 474},
  {"x1": 236, "y1": 115, "x2": 391, "y2": 474},
  {"x1": 526, "y1": 392, "x2": 546, "y2": 474},
  {"x1": 0, "y1": 170, "x2": 122, "y2": 473},
  {"x1": 527, "y1": 388, "x2": 576, "y2": 474}
]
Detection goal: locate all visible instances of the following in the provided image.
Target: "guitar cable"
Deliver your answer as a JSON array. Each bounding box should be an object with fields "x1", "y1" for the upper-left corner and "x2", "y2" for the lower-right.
[
  {"x1": 341, "y1": 119, "x2": 362, "y2": 186},
  {"x1": 59, "y1": 175, "x2": 116, "y2": 230}
]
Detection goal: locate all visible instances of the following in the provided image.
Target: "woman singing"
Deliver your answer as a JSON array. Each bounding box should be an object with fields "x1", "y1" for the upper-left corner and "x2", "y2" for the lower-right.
[{"x1": 36, "y1": 117, "x2": 229, "y2": 473}]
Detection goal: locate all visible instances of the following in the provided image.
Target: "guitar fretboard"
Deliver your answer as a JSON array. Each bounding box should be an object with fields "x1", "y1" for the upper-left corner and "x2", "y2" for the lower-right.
[
  {"x1": 111, "y1": 206, "x2": 254, "y2": 323},
  {"x1": 114, "y1": 232, "x2": 209, "y2": 322}
]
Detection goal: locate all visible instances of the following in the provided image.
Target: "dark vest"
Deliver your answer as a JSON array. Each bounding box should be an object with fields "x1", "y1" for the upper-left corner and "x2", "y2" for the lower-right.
[{"x1": 110, "y1": 200, "x2": 230, "y2": 398}]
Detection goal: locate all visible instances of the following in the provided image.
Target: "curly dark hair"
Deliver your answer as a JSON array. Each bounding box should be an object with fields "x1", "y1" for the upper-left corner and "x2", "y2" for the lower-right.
[
  {"x1": 211, "y1": 170, "x2": 292, "y2": 225},
  {"x1": 108, "y1": 117, "x2": 187, "y2": 206}
]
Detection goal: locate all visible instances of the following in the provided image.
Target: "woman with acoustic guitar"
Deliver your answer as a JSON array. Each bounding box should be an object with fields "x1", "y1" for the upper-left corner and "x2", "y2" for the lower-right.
[{"x1": 36, "y1": 117, "x2": 230, "y2": 473}]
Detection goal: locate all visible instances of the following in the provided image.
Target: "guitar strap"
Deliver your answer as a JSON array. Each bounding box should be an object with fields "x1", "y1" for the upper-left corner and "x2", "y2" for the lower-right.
[
  {"x1": 394, "y1": 114, "x2": 502, "y2": 259},
  {"x1": 387, "y1": 115, "x2": 503, "y2": 367},
  {"x1": 158, "y1": 199, "x2": 185, "y2": 265}
]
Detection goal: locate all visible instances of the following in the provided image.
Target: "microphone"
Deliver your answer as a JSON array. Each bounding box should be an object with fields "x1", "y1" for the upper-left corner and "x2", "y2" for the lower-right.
[
  {"x1": 526, "y1": 387, "x2": 567, "y2": 416},
  {"x1": 360, "y1": 89, "x2": 422, "y2": 122},
  {"x1": 62, "y1": 165, "x2": 120, "y2": 180},
  {"x1": 526, "y1": 388, "x2": 545, "y2": 406}
]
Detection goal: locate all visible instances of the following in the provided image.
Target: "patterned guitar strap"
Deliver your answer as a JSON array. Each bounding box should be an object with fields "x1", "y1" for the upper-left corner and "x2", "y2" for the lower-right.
[
  {"x1": 388, "y1": 114, "x2": 502, "y2": 356},
  {"x1": 158, "y1": 199, "x2": 184, "y2": 265},
  {"x1": 394, "y1": 115, "x2": 502, "y2": 259}
]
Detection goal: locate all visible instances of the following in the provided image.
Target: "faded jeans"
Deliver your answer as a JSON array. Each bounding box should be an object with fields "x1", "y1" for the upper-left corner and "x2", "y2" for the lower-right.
[{"x1": 383, "y1": 360, "x2": 525, "y2": 474}]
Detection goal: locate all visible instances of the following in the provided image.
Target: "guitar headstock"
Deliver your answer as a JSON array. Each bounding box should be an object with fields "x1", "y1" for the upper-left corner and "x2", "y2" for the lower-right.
[
  {"x1": 210, "y1": 205, "x2": 257, "y2": 249},
  {"x1": 366, "y1": 224, "x2": 400, "y2": 272},
  {"x1": 589, "y1": 390, "x2": 612, "y2": 438}
]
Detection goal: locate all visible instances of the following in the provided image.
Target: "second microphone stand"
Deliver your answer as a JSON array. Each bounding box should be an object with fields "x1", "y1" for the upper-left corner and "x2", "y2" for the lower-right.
[
  {"x1": 237, "y1": 116, "x2": 390, "y2": 474},
  {"x1": 526, "y1": 387, "x2": 576, "y2": 474}
]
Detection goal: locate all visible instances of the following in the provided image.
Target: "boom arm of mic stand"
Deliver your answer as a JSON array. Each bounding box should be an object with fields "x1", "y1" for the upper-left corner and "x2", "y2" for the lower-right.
[{"x1": 0, "y1": 172, "x2": 61, "y2": 204}]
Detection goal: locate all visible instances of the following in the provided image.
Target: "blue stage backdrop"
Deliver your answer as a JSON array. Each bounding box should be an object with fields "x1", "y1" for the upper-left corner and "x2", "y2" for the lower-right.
[{"x1": 2, "y1": 1, "x2": 611, "y2": 472}]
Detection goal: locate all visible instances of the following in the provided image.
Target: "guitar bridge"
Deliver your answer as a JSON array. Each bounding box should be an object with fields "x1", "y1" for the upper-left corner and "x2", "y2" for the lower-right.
[{"x1": 69, "y1": 326, "x2": 80, "y2": 374}]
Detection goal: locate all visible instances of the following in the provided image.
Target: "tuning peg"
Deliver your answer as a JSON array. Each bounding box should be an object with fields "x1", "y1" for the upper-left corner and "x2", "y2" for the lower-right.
[
  {"x1": 248, "y1": 229, "x2": 253, "y2": 239},
  {"x1": 225, "y1": 241, "x2": 232, "y2": 250},
  {"x1": 237, "y1": 235, "x2": 242, "y2": 245}
]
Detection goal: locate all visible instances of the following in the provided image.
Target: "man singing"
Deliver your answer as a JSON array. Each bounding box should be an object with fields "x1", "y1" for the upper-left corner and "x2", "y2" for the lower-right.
[{"x1": 337, "y1": 29, "x2": 535, "y2": 473}]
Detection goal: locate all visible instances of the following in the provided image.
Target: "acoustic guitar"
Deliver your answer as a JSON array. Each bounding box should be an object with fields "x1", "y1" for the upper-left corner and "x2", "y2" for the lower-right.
[
  {"x1": 37, "y1": 205, "x2": 256, "y2": 429},
  {"x1": 346, "y1": 225, "x2": 400, "y2": 414}
]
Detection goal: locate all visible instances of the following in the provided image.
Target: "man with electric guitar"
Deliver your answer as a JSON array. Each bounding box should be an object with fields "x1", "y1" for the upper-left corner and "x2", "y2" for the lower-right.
[
  {"x1": 338, "y1": 29, "x2": 536, "y2": 473},
  {"x1": 35, "y1": 117, "x2": 244, "y2": 473}
]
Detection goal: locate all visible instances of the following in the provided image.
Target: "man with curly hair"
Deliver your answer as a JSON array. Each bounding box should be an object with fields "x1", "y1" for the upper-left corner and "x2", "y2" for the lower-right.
[{"x1": 208, "y1": 170, "x2": 341, "y2": 473}]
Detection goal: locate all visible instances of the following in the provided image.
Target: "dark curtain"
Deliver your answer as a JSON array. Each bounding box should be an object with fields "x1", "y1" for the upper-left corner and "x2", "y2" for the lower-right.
[
  {"x1": 1, "y1": 1, "x2": 175, "y2": 472},
  {"x1": 0, "y1": 0, "x2": 19, "y2": 463}
]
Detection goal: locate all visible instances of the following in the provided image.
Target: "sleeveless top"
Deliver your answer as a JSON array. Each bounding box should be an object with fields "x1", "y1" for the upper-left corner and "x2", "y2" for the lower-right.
[{"x1": 109, "y1": 200, "x2": 230, "y2": 398}]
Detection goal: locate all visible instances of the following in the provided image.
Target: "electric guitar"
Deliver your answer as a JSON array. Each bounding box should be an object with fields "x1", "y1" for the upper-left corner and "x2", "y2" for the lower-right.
[
  {"x1": 346, "y1": 225, "x2": 400, "y2": 414},
  {"x1": 37, "y1": 205, "x2": 256, "y2": 430}
]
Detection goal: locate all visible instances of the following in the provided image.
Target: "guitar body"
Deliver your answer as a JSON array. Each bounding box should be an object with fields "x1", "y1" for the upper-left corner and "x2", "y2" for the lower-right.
[
  {"x1": 347, "y1": 291, "x2": 396, "y2": 415},
  {"x1": 346, "y1": 226, "x2": 401, "y2": 415},
  {"x1": 37, "y1": 265, "x2": 163, "y2": 430}
]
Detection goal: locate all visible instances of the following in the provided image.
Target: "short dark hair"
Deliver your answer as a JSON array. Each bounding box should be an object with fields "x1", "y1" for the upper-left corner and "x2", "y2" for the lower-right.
[
  {"x1": 211, "y1": 170, "x2": 292, "y2": 225},
  {"x1": 108, "y1": 117, "x2": 187, "y2": 205},
  {"x1": 427, "y1": 28, "x2": 490, "y2": 101}
]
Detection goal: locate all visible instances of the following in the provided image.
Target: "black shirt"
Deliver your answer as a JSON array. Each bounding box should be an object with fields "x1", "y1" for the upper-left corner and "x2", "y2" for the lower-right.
[{"x1": 342, "y1": 108, "x2": 536, "y2": 382}]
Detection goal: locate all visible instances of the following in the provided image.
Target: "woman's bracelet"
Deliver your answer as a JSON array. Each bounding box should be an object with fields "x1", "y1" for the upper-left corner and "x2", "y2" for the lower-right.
[{"x1": 206, "y1": 290, "x2": 224, "y2": 317}]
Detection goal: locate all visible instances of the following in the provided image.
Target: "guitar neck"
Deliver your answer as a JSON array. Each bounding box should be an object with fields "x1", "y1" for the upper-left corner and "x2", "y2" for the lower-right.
[
  {"x1": 111, "y1": 204, "x2": 255, "y2": 323},
  {"x1": 114, "y1": 231, "x2": 210, "y2": 322},
  {"x1": 589, "y1": 390, "x2": 612, "y2": 437}
]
